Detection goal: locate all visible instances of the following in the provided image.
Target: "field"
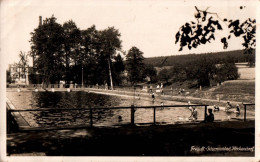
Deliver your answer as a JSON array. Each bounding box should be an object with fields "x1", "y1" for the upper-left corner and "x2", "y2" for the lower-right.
[
  {"x1": 237, "y1": 66, "x2": 255, "y2": 80},
  {"x1": 187, "y1": 80, "x2": 255, "y2": 104},
  {"x1": 214, "y1": 80, "x2": 255, "y2": 95}
]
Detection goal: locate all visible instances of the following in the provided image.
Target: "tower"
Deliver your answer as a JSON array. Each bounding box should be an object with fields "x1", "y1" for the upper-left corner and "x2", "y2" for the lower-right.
[{"x1": 39, "y1": 16, "x2": 42, "y2": 26}]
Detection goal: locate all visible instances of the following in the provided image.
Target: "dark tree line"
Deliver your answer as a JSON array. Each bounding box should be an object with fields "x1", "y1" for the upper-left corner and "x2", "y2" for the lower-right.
[
  {"x1": 157, "y1": 55, "x2": 239, "y2": 87},
  {"x1": 29, "y1": 15, "x2": 157, "y2": 87},
  {"x1": 144, "y1": 49, "x2": 255, "y2": 67},
  {"x1": 30, "y1": 16, "x2": 124, "y2": 88}
]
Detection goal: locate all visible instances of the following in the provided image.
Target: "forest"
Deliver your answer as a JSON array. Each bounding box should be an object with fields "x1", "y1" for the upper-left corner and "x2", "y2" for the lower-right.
[{"x1": 144, "y1": 49, "x2": 255, "y2": 67}]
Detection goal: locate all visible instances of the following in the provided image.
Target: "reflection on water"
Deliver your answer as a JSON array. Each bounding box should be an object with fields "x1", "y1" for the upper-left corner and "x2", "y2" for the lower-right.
[
  {"x1": 32, "y1": 91, "x2": 121, "y2": 108},
  {"x1": 30, "y1": 91, "x2": 124, "y2": 127},
  {"x1": 9, "y1": 91, "x2": 254, "y2": 127}
]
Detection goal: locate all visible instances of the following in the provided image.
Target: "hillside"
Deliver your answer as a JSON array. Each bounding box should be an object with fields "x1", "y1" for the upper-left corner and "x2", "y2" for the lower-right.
[
  {"x1": 237, "y1": 62, "x2": 255, "y2": 80},
  {"x1": 144, "y1": 49, "x2": 255, "y2": 67}
]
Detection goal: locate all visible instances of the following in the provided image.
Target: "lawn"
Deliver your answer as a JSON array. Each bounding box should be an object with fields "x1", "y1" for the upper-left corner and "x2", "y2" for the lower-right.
[
  {"x1": 237, "y1": 66, "x2": 255, "y2": 80},
  {"x1": 214, "y1": 80, "x2": 255, "y2": 95}
]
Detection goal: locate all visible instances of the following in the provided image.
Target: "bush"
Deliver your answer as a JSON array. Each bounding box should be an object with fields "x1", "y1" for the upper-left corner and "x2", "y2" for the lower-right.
[{"x1": 215, "y1": 62, "x2": 239, "y2": 83}]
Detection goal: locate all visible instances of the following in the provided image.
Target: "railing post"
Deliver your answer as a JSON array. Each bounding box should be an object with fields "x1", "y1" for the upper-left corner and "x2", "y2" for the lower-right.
[
  {"x1": 153, "y1": 107, "x2": 156, "y2": 125},
  {"x1": 90, "y1": 107, "x2": 93, "y2": 127},
  {"x1": 204, "y1": 105, "x2": 208, "y2": 122},
  {"x1": 131, "y1": 105, "x2": 135, "y2": 126},
  {"x1": 7, "y1": 109, "x2": 10, "y2": 133},
  {"x1": 244, "y1": 104, "x2": 247, "y2": 122}
]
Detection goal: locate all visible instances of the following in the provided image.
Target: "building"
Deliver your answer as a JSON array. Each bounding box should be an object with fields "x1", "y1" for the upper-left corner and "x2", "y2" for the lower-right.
[{"x1": 8, "y1": 63, "x2": 32, "y2": 85}]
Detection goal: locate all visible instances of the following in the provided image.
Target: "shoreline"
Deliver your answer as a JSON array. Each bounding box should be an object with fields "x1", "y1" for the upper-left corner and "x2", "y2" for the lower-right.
[{"x1": 6, "y1": 87, "x2": 255, "y2": 106}]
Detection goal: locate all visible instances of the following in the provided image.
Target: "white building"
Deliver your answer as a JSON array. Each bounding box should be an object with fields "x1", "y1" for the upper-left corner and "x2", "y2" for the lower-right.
[{"x1": 9, "y1": 64, "x2": 31, "y2": 85}]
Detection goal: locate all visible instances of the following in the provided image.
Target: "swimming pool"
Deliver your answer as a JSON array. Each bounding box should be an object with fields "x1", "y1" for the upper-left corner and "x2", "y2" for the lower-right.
[{"x1": 6, "y1": 91, "x2": 254, "y2": 128}]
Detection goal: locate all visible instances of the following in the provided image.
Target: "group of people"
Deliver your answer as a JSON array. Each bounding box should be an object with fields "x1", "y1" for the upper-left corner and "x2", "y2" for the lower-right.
[
  {"x1": 225, "y1": 101, "x2": 240, "y2": 114},
  {"x1": 149, "y1": 85, "x2": 242, "y2": 122},
  {"x1": 156, "y1": 83, "x2": 164, "y2": 94},
  {"x1": 187, "y1": 101, "x2": 214, "y2": 122},
  {"x1": 187, "y1": 100, "x2": 241, "y2": 122}
]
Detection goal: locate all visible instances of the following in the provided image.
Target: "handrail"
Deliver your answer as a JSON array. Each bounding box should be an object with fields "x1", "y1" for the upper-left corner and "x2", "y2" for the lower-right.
[
  {"x1": 7, "y1": 104, "x2": 209, "y2": 128},
  {"x1": 8, "y1": 104, "x2": 208, "y2": 112},
  {"x1": 242, "y1": 103, "x2": 255, "y2": 121},
  {"x1": 242, "y1": 103, "x2": 255, "y2": 106}
]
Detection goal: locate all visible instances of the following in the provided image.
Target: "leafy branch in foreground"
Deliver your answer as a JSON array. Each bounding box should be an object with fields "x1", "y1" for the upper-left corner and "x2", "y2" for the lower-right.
[{"x1": 175, "y1": 6, "x2": 256, "y2": 53}]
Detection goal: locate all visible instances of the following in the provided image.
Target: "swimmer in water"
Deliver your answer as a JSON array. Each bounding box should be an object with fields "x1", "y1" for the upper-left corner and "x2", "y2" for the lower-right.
[
  {"x1": 213, "y1": 105, "x2": 220, "y2": 111},
  {"x1": 152, "y1": 93, "x2": 155, "y2": 102},
  {"x1": 118, "y1": 115, "x2": 122, "y2": 122},
  {"x1": 225, "y1": 101, "x2": 233, "y2": 112}
]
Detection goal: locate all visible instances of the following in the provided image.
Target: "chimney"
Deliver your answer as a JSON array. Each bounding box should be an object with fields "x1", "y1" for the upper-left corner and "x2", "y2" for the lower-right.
[{"x1": 39, "y1": 16, "x2": 42, "y2": 26}]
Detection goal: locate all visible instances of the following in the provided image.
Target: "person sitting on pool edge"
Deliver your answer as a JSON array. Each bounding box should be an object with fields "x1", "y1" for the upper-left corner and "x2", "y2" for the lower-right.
[{"x1": 206, "y1": 108, "x2": 214, "y2": 122}]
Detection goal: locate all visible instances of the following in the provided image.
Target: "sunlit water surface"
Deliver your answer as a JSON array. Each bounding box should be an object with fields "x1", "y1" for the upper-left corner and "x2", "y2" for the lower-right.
[{"x1": 7, "y1": 91, "x2": 254, "y2": 127}]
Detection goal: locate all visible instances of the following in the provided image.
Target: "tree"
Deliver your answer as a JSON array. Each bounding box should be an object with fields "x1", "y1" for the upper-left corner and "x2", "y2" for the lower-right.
[
  {"x1": 6, "y1": 69, "x2": 11, "y2": 84},
  {"x1": 125, "y1": 46, "x2": 145, "y2": 85},
  {"x1": 245, "y1": 53, "x2": 255, "y2": 67},
  {"x1": 175, "y1": 6, "x2": 256, "y2": 54},
  {"x1": 143, "y1": 64, "x2": 157, "y2": 83},
  {"x1": 80, "y1": 25, "x2": 99, "y2": 85},
  {"x1": 215, "y1": 58, "x2": 239, "y2": 83},
  {"x1": 158, "y1": 68, "x2": 171, "y2": 83},
  {"x1": 18, "y1": 51, "x2": 29, "y2": 84},
  {"x1": 186, "y1": 56, "x2": 217, "y2": 87},
  {"x1": 196, "y1": 57, "x2": 217, "y2": 87},
  {"x1": 63, "y1": 20, "x2": 82, "y2": 84},
  {"x1": 170, "y1": 56, "x2": 217, "y2": 87},
  {"x1": 30, "y1": 15, "x2": 64, "y2": 87},
  {"x1": 98, "y1": 27, "x2": 122, "y2": 89},
  {"x1": 112, "y1": 54, "x2": 125, "y2": 85},
  {"x1": 170, "y1": 63, "x2": 187, "y2": 82}
]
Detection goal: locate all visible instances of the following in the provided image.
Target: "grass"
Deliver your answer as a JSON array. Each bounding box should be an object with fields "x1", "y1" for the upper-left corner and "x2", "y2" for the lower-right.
[
  {"x1": 214, "y1": 80, "x2": 255, "y2": 95},
  {"x1": 188, "y1": 80, "x2": 255, "y2": 104},
  {"x1": 238, "y1": 67, "x2": 255, "y2": 80}
]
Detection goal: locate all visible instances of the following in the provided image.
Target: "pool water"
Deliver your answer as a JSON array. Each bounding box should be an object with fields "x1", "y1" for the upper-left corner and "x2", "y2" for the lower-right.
[{"x1": 6, "y1": 91, "x2": 254, "y2": 128}]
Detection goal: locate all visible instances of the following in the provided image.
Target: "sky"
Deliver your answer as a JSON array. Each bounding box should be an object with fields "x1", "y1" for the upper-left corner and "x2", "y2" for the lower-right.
[{"x1": 0, "y1": 0, "x2": 257, "y2": 69}]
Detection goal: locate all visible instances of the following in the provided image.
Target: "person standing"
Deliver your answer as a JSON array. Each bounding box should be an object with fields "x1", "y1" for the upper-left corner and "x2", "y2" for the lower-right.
[
  {"x1": 149, "y1": 85, "x2": 153, "y2": 93},
  {"x1": 189, "y1": 107, "x2": 198, "y2": 121},
  {"x1": 236, "y1": 104, "x2": 240, "y2": 113},
  {"x1": 160, "y1": 83, "x2": 164, "y2": 95},
  {"x1": 206, "y1": 108, "x2": 214, "y2": 122}
]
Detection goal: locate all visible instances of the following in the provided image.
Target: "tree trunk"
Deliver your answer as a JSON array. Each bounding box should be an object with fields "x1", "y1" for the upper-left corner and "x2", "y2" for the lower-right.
[
  {"x1": 65, "y1": 51, "x2": 70, "y2": 85},
  {"x1": 108, "y1": 58, "x2": 113, "y2": 90},
  {"x1": 24, "y1": 67, "x2": 26, "y2": 85}
]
